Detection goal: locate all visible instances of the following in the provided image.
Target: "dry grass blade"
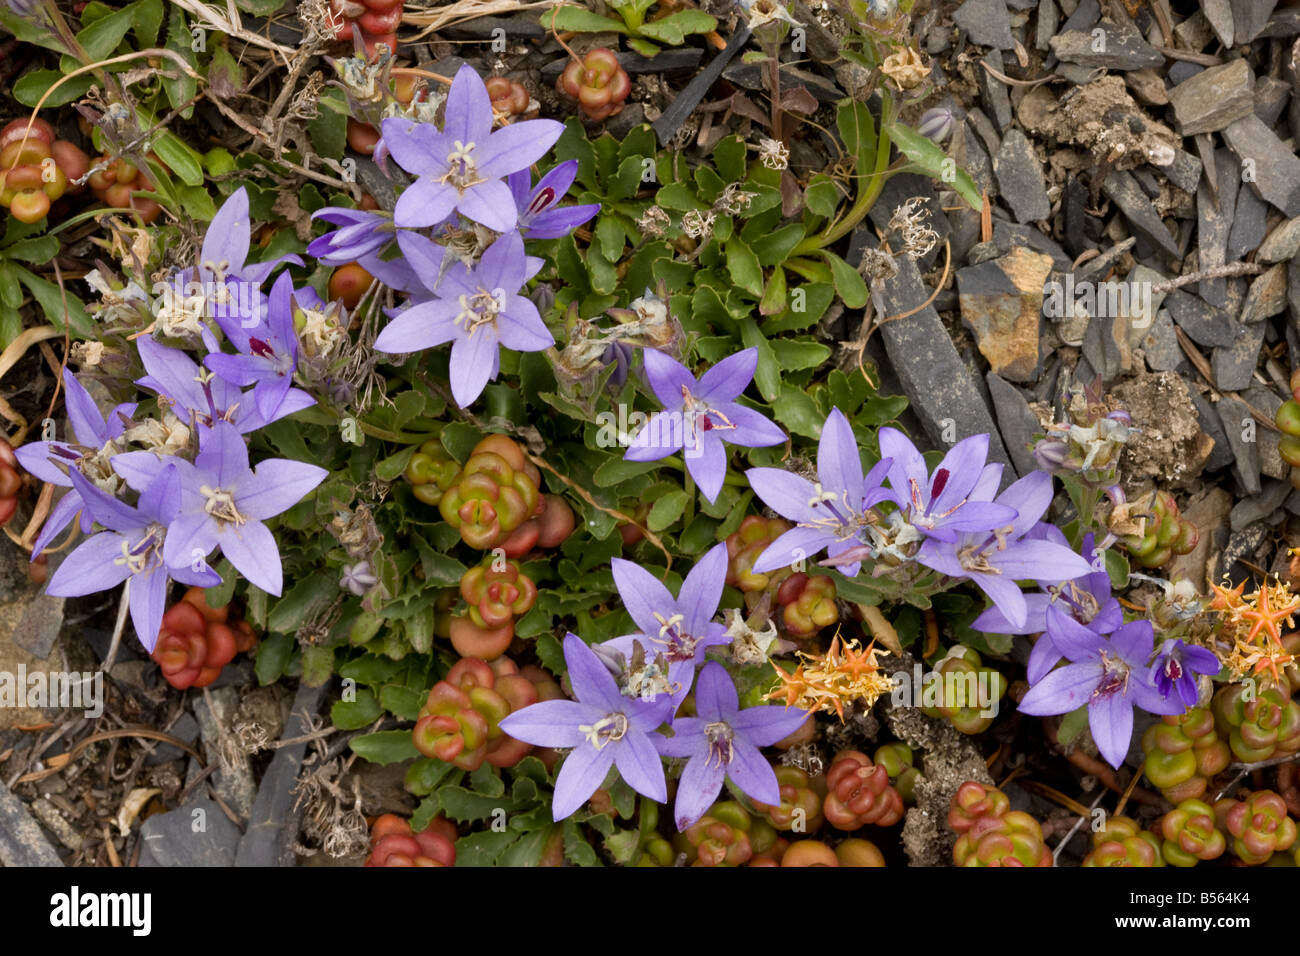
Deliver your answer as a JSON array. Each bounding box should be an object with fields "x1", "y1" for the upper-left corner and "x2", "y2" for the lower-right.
[{"x1": 404, "y1": 0, "x2": 569, "y2": 36}]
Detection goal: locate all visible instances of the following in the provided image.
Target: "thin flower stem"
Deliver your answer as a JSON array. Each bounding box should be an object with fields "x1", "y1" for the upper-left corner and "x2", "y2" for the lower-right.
[
  {"x1": 662, "y1": 455, "x2": 749, "y2": 488},
  {"x1": 100, "y1": 583, "x2": 131, "y2": 674},
  {"x1": 682, "y1": 467, "x2": 695, "y2": 524}
]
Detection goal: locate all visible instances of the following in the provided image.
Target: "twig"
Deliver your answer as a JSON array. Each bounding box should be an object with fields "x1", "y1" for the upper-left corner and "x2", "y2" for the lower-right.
[
  {"x1": 1150, "y1": 261, "x2": 1264, "y2": 294},
  {"x1": 1052, "y1": 788, "x2": 1108, "y2": 864},
  {"x1": 1214, "y1": 751, "x2": 1300, "y2": 801},
  {"x1": 979, "y1": 59, "x2": 1060, "y2": 88},
  {"x1": 100, "y1": 584, "x2": 131, "y2": 674}
]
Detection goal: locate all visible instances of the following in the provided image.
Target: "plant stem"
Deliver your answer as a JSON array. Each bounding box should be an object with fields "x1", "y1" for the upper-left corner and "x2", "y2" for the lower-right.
[{"x1": 663, "y1": 455, "x2": 748, "y2": 487}]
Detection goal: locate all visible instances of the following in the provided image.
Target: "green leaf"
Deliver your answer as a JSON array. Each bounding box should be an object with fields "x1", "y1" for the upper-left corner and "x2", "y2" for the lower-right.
[
  {"x1": 776, "y1": 339, "x2": 832, "y2": 371},
  {"x1": 804, "y1": 175, "x2": 841, "y2": 218},
  {"x1": 541, "y1": 6, "x2": 626, "y2": 33},
  {"x1": 759, "y1": 265, "x2": 786, "y2": 316},
  {"x1": 152, "y1": 130, "x2": 205, "y2": 186},
  {"x1": 163, "y1": 6, "x2": 198, "y2": 117},
  {"x1": 267, "y1": 575, "x2": 334, "y2": 634},
  {"x1": 2, "y1": 236, "x2": 58, "y2": 265},
  {"x1": 234, "y1": 0, "x2": 286, "y2": 14},
  {"x1": 379, "y1": 684, "x2": 424, "y2": 721},
  {"x1": 332, "y1": 688, "x2": 384, "y2": 731},
  {"x1": 1057, "y1": 705, "x2": 1091, "y2": 747},
  {"x1": 254, "y1": 632, "x2": 294, "y2": 685},
  {"x1": 13, "y1": 70, "x2": 92, "y2": 108},
  {"x1": 712, "y1": 135, "x2": 748, "y2": 183},
  {"x1": 626, "y1": 36, "x2": 660, "y2": 57},
  {"x1": 647, "y1": 489, "x2": 689, "y2": 531},
  {"x1": 300, "y1": 645, "x2": 335, "y2": 687},
  {"x1": 884, "y1": 119, "x2": 982, "y2": 211},
  {"x1": 772, "y1": 385, "x2": 824, "y2": 439},
  {"x1": 725, "y1": 239, "x2": 763, "y2": 296},
  {"x1": 635, "y1": 9, "x2": 716, "y2": 42},
  {"x1": 0, "y1": 264, "x2": 22, "y2": 309},
  {"x1": 822, "y1": 250, "x2": 868, "y2": 308},
  {"x1": 592, "y1": 455, "x2": 660, "y2": 487},
  {"x1": 14, "y1": 269, "x2": 93, "y2": 338},
  {"x1": 77, "y1": 2, "x2": 138, "y2": 59},
  {"x1": 750, "y1": 223, "x2": 806, "y2": 267},
  {"x1": 454, "y1": 830, "x2": 521, "y2": 866},
  {"x1": 739, "y1": 320, "x2": 781, "y2": 402},
  {"x1": 563, "y1": 818, "x2": 602, "y2": 865},
  {"x1": 309, "y1": 88, "x2": 349, "y2": 162},
  {"x1": 178, "y1": 184, "x2": 215, "y2": 221},
  {"x1": 1104, "y1": 549, "x2": 1130, "y2": 590},
  {"x1": 132, "y1": 0, "x2": 164, "y2": 45},
  {"x1": 406, "y1": 757, "x2": 456, "y2": 796},
  {"x1": 837, "y1": 101, "x2": 877, "y2": 166},
  {"x1": 349, "y1": 729, "x2": 419, "y2": 764},
  {"x1": 0, "y1": 9, "x2": 71, "y2": 53},
  {"x1": 655, "y1": 182, "x2": 704, "y2": 212},
  {"x1": 437, "y1": 786, "x2": 518, "y2": 823}
]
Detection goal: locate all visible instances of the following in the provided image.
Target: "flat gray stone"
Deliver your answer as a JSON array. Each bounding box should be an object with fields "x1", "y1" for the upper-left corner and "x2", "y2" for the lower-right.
[
  {"x1": 1211, "y1": 319, "x2": 1265, "y2": 390},
  {"x1": 1197, "y1": 147, "x2": 1240, "y2": 309},
  {"x1": 1243, "y1": 385, "x2": 1288, "y2": 481},
  {"x1": 1192, "y1": 389, "x2": 1236, "y2": 471},
  {"x1": 993, "y1": 219, "x2": 1072, "y2": 269},
  {"x1": 994, "y1": 129, "x2": 1051, "y2": 223},
  {"x1": 952, "y1": 0, "x2": 1014, "y2": 49},
  {"x1": 0, "y1": 778, "x2": 64, "y2": 866},
  {"x1": 1229, "y1": 478, "x2": 1291, "y2": 531},
  {"x1": 958, "y1": 123, "x2": 995, "y2": 198},
  {"x1": 1258, "y1": 217, "x2": 1300, "y2": 263},
  {"x1": 1165, "y1": 289, "x2": 1237, "y2": 347},
  {"x1": 979, "y1": 49, "x2": 1014, "y2": 131},
  {"x1": 1036, "y1": 0, "x2": 1058, "y2": 51},
  {"x1": 985, "y1": 373, "x2": 1040, "y2": 478},
  {"x1": 1217, "y1": 395, "x2": 1262, "y2": 494},
  {"x1": 1169, "y1": 58, "x2": 1255, "y2": 135},
  {"x1": 1163, "y1": 148, "x2": 1203, "y2": 194},
  {"x1": 1049, "y1": 18, "x2": 1164, "y2": 70},
  {"x1": 1239, "y1": 263, "x2": 1288, "y2": 324},
  {"x1": 139, "y1": 798, "x2": 241, "y2": 867},
  {"x1": 870, "y1": 256, "x2": 1015, "y2": 482},
  {"x1": 193, "y1": 687, "x2": 256, "y2": 821},
  {"x1": 1231, "y1": 0, "x2": 1277, "y2": 44},
  {"x1": 1290, "y1": 257, "x2": 1300, "y2": 338},
  {"x1": 1226, "y1": 183, "x2": 1269, "y2": 261},
  {"x1": 1222, "y1": 114, "x2": 1300, "y2": 218},
  {"x1": 1203, "y1": 0, "x2": 1235, "y2": 46},
  {"x1": 1139, "y1": 308, "x2": 1184, "y2": 371},
  {"x1": 1101, "y1": 170, "x2": 1180, "y2": 260},
  {"x1": 146, "y1": 712, "x2": 200, "y2": 766},
  {"x1": 236, "y1": 680, "x2": 331, "y2": 867},
  {"x1": 1254, "y1": 76, "x2": 1291, "y2": 128}
]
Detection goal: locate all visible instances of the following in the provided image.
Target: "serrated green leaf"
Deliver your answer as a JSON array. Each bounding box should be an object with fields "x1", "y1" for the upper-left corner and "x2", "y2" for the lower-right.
[
  {"x1": 77, "y1": 2, "x2": 137, "y2": 59},
  {"x1": 772, "y1": 385, "x2": 823, "y2": 439},
  {"x1": 406, "y1": 757, "x2": 456, "y2": 796},
  {"x1": 349, "y1": 729, "x2": 419, "y2": 764},
  {"x1": 776, "y1": 339, "x2": 832, "y2": 371},
  {"x1": 333, "y1": 688, "x2": 384, "y2": 731},
  {"x1": 739, "y1": 320, "x2": 781, "y2": 402},
  {"x1": 647, "y1": 489, "x2": 689, "y2": 531},
  {"x1": 804, "y1": 175, "x2": 841, "y2": 218},
  {"x1": 822, "y1": 250, "x2": 868, "y2": 308},
  {"x1": 635, "y1": 8, "x2": 716, "y2": 42},
  {"x1": 725, "y1": 239, "x2": 763, "y2": 296},
  {"x1": 2, "y1": 236, "x2": 58, "y2": 265}
]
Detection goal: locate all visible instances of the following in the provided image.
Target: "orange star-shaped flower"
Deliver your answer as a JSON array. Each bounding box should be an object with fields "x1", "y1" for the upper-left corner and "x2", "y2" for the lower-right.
[
  {"x1": 1207, "y1": 580, "x2": 1247, "y2": 612},
  {"x1": 1239, "y1": 583, "x2": 1299, "y2": 649},
  {"x1": 767, "y1": 662, "x2": 810, "y2": 708},
  {"x1": 839, "y1": 639, "x2": 883, "y2": 682}
]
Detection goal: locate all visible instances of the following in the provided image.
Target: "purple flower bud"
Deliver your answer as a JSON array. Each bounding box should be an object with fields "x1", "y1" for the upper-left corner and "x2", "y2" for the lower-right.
[
  {"x1": 1031, "y1": 435, "x2": 1070, "y2": 472},
  {"x1": 917, "y1": 106, "x2": 954, "y2": 143}
]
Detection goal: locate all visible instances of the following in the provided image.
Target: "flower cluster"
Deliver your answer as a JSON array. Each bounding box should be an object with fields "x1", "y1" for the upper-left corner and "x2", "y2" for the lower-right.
[
  {"x1": 17, "y1": 188, "x2": 330, "y2": 650},
  {"x1": 311, "y1": 64, "x2": 598, "y2": 408},
  {"x1": 501, "y1": 543, "x2": 810, "y2": 830}
]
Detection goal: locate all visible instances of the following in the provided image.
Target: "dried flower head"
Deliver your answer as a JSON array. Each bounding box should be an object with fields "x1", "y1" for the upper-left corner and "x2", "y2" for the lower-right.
[
  {"x1": 858, "y1": 245, "x2": 899, "y2": 283},
  {"x1": 880, "y1": 47, "x2": 928, "y2": 91},
  {"x1": 713, "y1": 182, "x2": 756, "y2": 216},
  {"x1": 1210, "y1": 577, "x2": 1299, "y2": 683},
  {"x1": 886, "y1": 197, "x2": 939, "y2": 259},
  {"x1": 757, "y1": 137, "x2": 789, "y2": 171},
  {"x1": 765, "y1": 632, "x2": 893, "y2": 722},
  {"x1": 681, "y1": 208, "x2": 716, "y2": 239},
  {"x1": 637, "y1": 204, "x2": 671, "y2": 238}
]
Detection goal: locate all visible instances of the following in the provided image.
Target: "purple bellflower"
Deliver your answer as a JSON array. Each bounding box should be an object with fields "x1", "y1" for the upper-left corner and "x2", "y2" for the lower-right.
[
  {"x1": 136, "y1": 335, "x2": 314, "y2": 433},
  {"x1": 1149, "y1": 638, "x2": 1220, "y2": 709},
  {"x1": 198, "y1": 186, "x2": 304, "y2": 286},
  {"x1": 746, "y1": 408, "x2": 894, "y2": 578},
  {"x1": 373, "y1": 230, "x2": 551, "y2": 407},
  {"x1": 204, "y1": 271, "x2": 302, "y2": 422},
  {"x1": 46, "y1": 465, "x2": 221, "y2": 651},
  {"x1": 657, "y1": 662, "x2": 810, "y2": 830},
  {"x1": 382, "y1": 64, "x2": 563, "y2": 232},
  {"x1": 915, "y1": 470, "x2": 1094, "y2": 631},
  {"x1": 499, "y1": 632, "x2": 674, "y2": 820},
  {"x1": 876, "y1": 427, "x2": 1018, "y2": 542},
  {"x1": 973, "y1": 530, "x2": 1123, "y2": 684},
  {"x1": 507, "y1": 161, "x2": 600, "y2": 239},
  {"x1": 600, "y1": 541, "x2": 733, "y2": 704},
  {"x1": 308, "y1": 206, "x2": 393, "y2": 266},
  {"x1": 111, "y1": 422, "x2": 327, "y2": 596},
  {"x1": 623, "y1": 348, "x2": 786, "y2": 503},
  {"x1": 1019, "y1": 608, "x2": 1185, "y2": 767},
  {"x1": 15, "y1": 371, "x2": 137, "y2": 555}
]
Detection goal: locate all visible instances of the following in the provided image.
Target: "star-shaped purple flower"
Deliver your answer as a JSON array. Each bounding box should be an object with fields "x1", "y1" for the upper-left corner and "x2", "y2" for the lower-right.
[
  {"x1": 136, "y1": 335, "x2": 315, "y2": 433},
  {"x1": 15, "y1": 370, "x2": 137, "y2": 555},
  {"x1": 46, "y1": 464, "x2": 220, "y2": 651},
  {"x1": 746, "y1": 407, "x2": 895, "y2": 578},
  {"x1": 308, "y1": 206, "x2": 393, "y2": 266},
  {"x1": 973, "y1": 530, "x2": 1123, "y2": 684},
  {"x1": 1149, "y1": 638, "x2": 1220, "y2": 709},
  {"x1": 915, "y1": 470, "x2": 1094, "y2": 631},
  {"x1": 111, "y1": 422, "x2": 327, "y2": 596},
  {"x1": 1019, "y1": 609, "x2": 1185, "y2": 768},
  {"x1": 624, "y1": 348, "x2": 786, "y2": 503},
  {"x1": 657, "y1": 662, "x2": 809, "y2": 830},
  {"x1": 373, "y1": 230, "x2": 551, "y2": 407},
  {"x1": 204, "y1": 271, "x2": 302, "y2": 422},
  {"x1": 877, "y1": 426, "x2": 1018, "y2": 542},
  {"x1": 499, "y1": 633, "x2": 674, "y2": 820},
  {"x1": 382, "y1": 64, "x2": 563, "y2": 232},
  {"x1": 508, "y1": 160, "x2": 600, "y2": 239},
  {"x1": 599, "y1": 542, "x2": 733, "y2": 704}
]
